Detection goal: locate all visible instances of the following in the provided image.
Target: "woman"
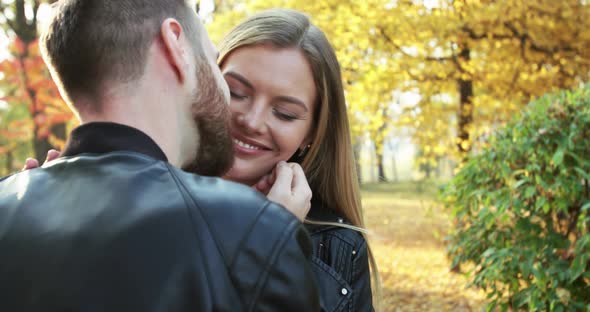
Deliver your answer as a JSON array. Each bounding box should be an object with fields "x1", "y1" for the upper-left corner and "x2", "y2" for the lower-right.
[
  {"x1": 218, "y1": 9, "x2": 379, "y2": 311},
  {"x1": 27, "y1": 8, "x2": 380, "y2": 311}
]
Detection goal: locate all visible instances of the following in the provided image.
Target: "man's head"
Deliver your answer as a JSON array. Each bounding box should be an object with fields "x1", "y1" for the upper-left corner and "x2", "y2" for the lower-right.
[{"x1": 40, "y1": 0, "x2": 234, "y2": 176}]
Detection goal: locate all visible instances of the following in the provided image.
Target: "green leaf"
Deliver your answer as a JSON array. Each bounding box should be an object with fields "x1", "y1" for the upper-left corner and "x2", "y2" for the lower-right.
[
  {"x1": 486, "y1": 300, "x2": 497, "y2": 312},
  {"x1": 554, "y1": 305, "x2": 565, "y2": 312},
  {"x1": 552, "y1": 147, "x2": 565, "y2": 167},
  {"x1": 482, "y1": 248, "x2": 496, "y2": 259},
  {"x1": 573, "y1": 167, "x2": 590, "y2": 180},
  {"x1": 513, "y1": 179, "x2": 527, "y2": 189},
  {"x1": 570, "y1": 253, "x2": 588, "y2": 283},
  {"x1": 524, "y1": 186, "x2": 536, "y2": 199},
  {"x1": 543, "y1": 203, "x2": 551, "y2": 214}
]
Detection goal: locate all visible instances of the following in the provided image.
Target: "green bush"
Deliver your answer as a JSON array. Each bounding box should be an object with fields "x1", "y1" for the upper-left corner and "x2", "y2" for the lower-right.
[{"x1": 442, "y1": 85, "x2": 590, "y2": 311}]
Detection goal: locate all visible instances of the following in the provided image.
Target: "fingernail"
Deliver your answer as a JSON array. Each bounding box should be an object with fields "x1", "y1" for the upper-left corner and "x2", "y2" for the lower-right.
[{"x1": 278, "y1": 161, "x2": 286, "y2": 167}]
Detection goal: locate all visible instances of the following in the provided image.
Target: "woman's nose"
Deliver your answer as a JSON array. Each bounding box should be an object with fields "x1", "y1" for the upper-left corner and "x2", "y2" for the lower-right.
[{"x1": 235, "y1": 100, "x2": 268, "y2": 135}]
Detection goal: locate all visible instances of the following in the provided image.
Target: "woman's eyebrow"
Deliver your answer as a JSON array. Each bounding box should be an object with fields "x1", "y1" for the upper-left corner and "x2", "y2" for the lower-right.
[
  {"x1": 275, "y1": 96, "x2": 308, "y2": 112},
  {"x1": 224, "y1": 71, "x2": 254, "y2": 89}
]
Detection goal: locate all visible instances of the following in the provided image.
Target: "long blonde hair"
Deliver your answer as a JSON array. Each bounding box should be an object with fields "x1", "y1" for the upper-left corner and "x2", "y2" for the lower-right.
[{"x1": 217, "y1": 8, "x2": 381, "y2": 308}]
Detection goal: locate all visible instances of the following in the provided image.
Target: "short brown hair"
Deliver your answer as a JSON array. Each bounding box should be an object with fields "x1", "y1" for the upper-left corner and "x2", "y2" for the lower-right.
[{"x1": 41, "y1": 0, "x2": 200, "y2": 112}]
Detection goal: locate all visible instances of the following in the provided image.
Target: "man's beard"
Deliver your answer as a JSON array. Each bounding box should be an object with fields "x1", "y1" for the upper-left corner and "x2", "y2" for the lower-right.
[{"x1": 183, "y1": 61, "x2": 234, "y2": 177}]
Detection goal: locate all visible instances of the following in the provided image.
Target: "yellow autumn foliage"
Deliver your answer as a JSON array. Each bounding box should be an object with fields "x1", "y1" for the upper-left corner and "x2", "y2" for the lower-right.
[{"x1": 205, "y1": 0, "x2": 590, "y2": 166}]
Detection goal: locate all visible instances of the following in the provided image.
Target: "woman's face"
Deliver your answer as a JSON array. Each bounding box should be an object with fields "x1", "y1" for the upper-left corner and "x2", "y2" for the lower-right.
[{"x1": 221, "y1": 44, "x2": 317, "y2": 185}]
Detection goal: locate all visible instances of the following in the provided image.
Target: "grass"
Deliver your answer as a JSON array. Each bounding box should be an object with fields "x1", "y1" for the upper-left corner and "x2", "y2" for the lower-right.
[{"x1": 362, "y1": 181, "x2": 486, "y2": 311}]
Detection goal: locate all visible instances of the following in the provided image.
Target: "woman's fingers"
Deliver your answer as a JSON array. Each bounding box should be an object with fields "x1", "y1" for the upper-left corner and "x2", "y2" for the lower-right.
[
  {"x1": 45, "y1": 149, "x2": 61, "y2": 164},
  {"x1": 22, "y1": 158, "x2": 40, "y2": 171},
  {"x1": 21, "y1": 149, "x2": 61, "y2": 171},
  {"x1": 266, "y1": 161, "x2": 311, "y2": 222}
]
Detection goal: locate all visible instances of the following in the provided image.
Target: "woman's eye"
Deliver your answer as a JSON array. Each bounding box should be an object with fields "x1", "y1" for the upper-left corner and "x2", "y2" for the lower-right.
[
  {"x1": 273, "y1": 109, "x2": 298, "y2": 121},
  {"x1": 230, "y1": 91, "x2": 248, "y2": 100}
]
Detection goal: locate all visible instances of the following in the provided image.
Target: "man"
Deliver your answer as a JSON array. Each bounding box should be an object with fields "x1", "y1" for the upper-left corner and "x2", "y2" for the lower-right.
[{"x1": 0, "y1": 0, "x2": 319, "y2": 311}]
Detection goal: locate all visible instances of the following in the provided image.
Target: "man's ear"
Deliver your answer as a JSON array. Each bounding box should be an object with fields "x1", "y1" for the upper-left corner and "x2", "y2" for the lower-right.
[{"x1": 160, "y1": 18, "x2": 189, "y2": 83}]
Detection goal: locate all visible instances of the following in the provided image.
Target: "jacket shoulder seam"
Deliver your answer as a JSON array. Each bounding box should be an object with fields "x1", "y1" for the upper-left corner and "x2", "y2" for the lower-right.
[
  {"x1": 165, "y1": 164, "x2": 229, "y2": 264},
  {"x1": 228, "y1": 200, "x2": 272, "y2": 268},
  {"x1": 248, "y1": 215, "x2": 300, "y2": 311}
]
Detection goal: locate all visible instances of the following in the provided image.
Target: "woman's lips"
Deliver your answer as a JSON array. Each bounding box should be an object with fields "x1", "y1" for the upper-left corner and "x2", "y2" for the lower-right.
[{"x1": 233, "y1": 137, "x2": 271, "y2": 156}]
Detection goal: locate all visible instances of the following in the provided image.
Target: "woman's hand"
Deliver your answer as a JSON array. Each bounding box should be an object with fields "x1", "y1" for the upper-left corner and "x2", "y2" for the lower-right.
[
  {"x1": 253, "y1": 170, "x2": 276, "y2": 195},
  {"x1": 256, "y1": 161, "x2": 312, "y2": 222},
  {"x1": 21, "y1": 149, "x2": 61, "y2": 170}
]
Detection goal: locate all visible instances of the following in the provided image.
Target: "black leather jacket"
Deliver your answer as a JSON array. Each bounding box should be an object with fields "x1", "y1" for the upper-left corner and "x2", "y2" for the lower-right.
[
  {"x1": 0, "y1": 123, "x2": 319, "y2": 312},
  {"x1": 306, "y1": 199, "x2": 374, "y2": 312}
]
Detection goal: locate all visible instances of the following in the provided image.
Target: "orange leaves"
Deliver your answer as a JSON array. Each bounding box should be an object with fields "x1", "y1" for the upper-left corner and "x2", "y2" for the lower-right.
[
  {"x1": 0, "y1": 36, "x2": 72, "y2": 143},
  {"x1": 28, "y1": 78, "x2": 57, "y2": 92},
  {"x1": 0, "y1": 119, "x2": 32, "y2": 141},
  {"x1": 13, "y1": 38, "x2": 26, "y2": 55},
  {"x1": 0, "y1": 58, "x2": 18, "y2": 75},
  {"x1": 0, "y1": 59, "x2": 21, "y2": 86},
  {"x1": 33, "y1": 112, "x2": 47, "y2": 126},
  {"x1": 47, "y1": 112, "x2": 72, "y2": 125}
]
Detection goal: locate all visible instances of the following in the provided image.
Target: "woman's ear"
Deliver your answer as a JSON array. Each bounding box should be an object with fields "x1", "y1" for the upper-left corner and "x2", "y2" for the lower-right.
[
  {"x1": 160, "y1": 18, "x2": 189, "y2": 83},
  {"x1": 298, "y1": 143, "x2": 312, "y2": 157},
  {"x1": 300, "y1": 133, "x2": 315, "y2": 151}
]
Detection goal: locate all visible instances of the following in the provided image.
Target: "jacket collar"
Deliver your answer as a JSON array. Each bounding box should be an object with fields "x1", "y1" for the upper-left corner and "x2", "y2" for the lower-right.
[
  {"x1": 306, "y1": 197, "x2": 349, "y2": 232},
  {"x1": 62, "y1": 122, "x2": 168, "y2": 162}
]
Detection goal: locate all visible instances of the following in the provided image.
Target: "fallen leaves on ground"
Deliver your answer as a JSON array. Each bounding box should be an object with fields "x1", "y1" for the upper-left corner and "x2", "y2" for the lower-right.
[{"x1": 362, "y1": 182, "x2": 486, "y2": 312}]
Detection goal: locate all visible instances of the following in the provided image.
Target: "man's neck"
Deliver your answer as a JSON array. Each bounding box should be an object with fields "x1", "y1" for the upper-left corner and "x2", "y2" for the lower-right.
[
  {"x1": 72, "y1": 66, "x2": 196, "y2": 169},
  {"x1": 79, "y1": 109, "x2": 185, "y2": 168}
]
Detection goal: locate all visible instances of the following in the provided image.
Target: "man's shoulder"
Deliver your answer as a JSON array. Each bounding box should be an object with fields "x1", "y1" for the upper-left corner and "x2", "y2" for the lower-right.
[
  {"x1": 168, "y1": 167, "x2": 302, "y2": 259},
  {"x1": 168, "y1": 166, "x2": 288, "y2": 218}
]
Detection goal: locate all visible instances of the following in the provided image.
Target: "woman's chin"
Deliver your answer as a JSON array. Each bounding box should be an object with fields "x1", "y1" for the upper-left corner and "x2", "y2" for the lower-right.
[{"x1": 223, "y1": 169, "x2": 262, "y2": 186}]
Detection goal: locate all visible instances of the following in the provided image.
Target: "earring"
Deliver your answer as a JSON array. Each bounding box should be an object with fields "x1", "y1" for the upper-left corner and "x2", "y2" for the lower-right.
[{"x1": 298, "y1": 144, "x2": 311, "y2": 157}]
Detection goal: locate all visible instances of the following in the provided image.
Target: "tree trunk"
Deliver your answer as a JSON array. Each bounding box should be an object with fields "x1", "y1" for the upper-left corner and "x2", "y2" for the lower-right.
[
  {"x1": 51, "y1": 122, "x2": 67, "y2": 143},
  {"x1": 370, "y1": 143, "x2": 376, "y2": 182},
  {"x1": 451, "y1": 45, "x2": 472, "y2": 274},
  {"x1": 387, "y1": 139, "x2": 399, "y2": 182},
  {"x1": 353, "y1": 139, "x2": 363, "y2": 184},
  {"x1": 424, "y1": 164, "x2": 432, "y2": 179},
  {"x1": 456, "y1": 46, "x2": 474, "y2": 158},
  {"x1": 33, "y1": 136, "x2": 53, "y2": 162},
  {"x1": 376, "y1": 109, "x2": 389, "y2": 182},
  {"x1": 375, "y1": 136, "x2": 387, "y2": 182},
  {"x1": 5, "y1": 151, "x2": 13, "y2": 174},
  {"x1": 33, "y1": 121, "x2": 68, "y2": 160},
  {"x1": 391, "y1": 153, "x2": 398, "y2": 182},
  {"x1": 376, "y1": 149, "x2": 386, "y2": 182}
]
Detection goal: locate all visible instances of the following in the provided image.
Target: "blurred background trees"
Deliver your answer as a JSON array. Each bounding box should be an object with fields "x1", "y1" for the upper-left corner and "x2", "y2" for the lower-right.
[
  {"x1": 0, "y1": 0, "x2": 72, "y2": 171},
  {"x1": 2, "y1": 0, "x2": 590, "y2": 178},
  {"x1": 1, "y1": 0, "x2": 589, "y2": 310},
  {"x1": 206, "y1": 0, "x2": 590, "y2": 181}
]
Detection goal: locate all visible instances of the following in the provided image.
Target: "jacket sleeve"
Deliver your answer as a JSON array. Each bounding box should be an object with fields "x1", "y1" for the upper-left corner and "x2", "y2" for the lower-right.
[
  {"x1": 251, "y1": 215, "x2": 320, "y2": 311},
  {"x1": 171, "y1": 170, "x2": 320, "y2": 310},
  {"x1": 229, "y1": 200, "x2": 320, "y2": 312},
  {"x1": 0, "y1": 173, "x2": 15, "y2": 182},
  {"x1": 351, "y1": 239, "x2": 375, "y2": 312}
]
